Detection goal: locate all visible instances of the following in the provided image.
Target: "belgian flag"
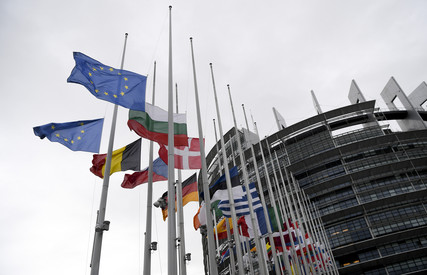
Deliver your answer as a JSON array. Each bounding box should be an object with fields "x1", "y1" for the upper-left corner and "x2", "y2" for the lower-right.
[{"x1": 90, "y1": 139, "x2": 141, "y2": 178}]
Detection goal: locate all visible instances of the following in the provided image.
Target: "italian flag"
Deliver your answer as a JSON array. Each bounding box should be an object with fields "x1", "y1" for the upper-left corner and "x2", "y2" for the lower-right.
[{"x1": 128, "y1": 103, "x2": 188, "y2": 146}]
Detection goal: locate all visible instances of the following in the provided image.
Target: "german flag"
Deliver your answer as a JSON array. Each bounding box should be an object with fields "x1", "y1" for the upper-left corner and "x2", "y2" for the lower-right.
[
  {"x1": 161, "y1": 173, "x2": 198, "y2": 220},
  {"x1": 182, "y1": 173, "x2": 198, "y2": 205},
  {"x1": 90, "y1": 139, "x2": 141, "y2": 178}
]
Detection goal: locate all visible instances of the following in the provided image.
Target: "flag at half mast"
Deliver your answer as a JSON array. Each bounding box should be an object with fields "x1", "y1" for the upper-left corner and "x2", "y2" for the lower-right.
[
  {"x1": 158, "y1": 137, "x2": 202, "y2": 169},
  {"x1": 158, "y1": 173, "x2": 198, "y2": 220},
  {"x1": 33, "y1": 118, "x2": 104, "y2": 153},
  {"x1": 121, "y1": 157, "x2": 168, "y2": 189},
  {"x1": 90, "y1": 139, "x2": 141, "y2": 178},
  {"x1": 210, "y1": 166, "x2": 245, "y2": 205},
  {"x1": 128, "y1": 103, "x2": 188, "y2": 146},
  {"x1": 67, "y1": 52, "x2": 147, "y2": 111}
]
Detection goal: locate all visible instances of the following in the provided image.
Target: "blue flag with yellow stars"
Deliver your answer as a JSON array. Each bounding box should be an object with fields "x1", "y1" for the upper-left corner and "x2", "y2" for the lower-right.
[
  {"x1": 67, "y1": 52, "x2": 146, "y2": 111},
  {"x1": 33, "y1": 118, "x2": 104, "y2": 153}
]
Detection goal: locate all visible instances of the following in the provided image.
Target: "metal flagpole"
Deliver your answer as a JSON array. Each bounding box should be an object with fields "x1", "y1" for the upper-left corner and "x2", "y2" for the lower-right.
[
  {"x1": 252, "y1": 121, "x2": 292, "y2": 274},
  {"x1": 307, "y1": 195, "x2": 338, "y2": 274},
  {"x1": 227, "y1": 85, "x2": 268, "y2": 275},
  {"x1": 292, "y1": 185, "x2": 324, "y2": 274},
  {"x1": 271, "y1": 175, "x2": 294, "y2": 275},
  {"x1": 272, "y1": 153, "x2": 306, "y2": 275},
  {"x1": 209, "y1": 63, "x2": 245, "y2": 275},
  {"x1": 270, "y1": 148, "x2": 313, "y2": 275},
  {"x1": 214, "y1": 119, "x2": 237, "y2": 274},
  {"x1": 213, "y1": 119, "x2": 223, "y2": 177},
  {"x1": 90, "y1": 33, "x2": 128, "y2": 275},
  {"x1": 189, "y1": 38, "x2": 218, "y2": 275},
  {"x1": 143, "y1": 61, "x2": 157, "y2": 275},
  {"x1": 225, "y1": 218, "x2": 236, "y2": 275},
  {"x1": 212, "y1": 210, "x2": 221, "y2": 257},
  {"x1": 242, "y1": 104, "x2": 281, "y2": 275},
  {"x1": 299, "y1": 190, "x2": 330, "y2": 275},
  {"x1": 213, "y1": 119, "x2": 236, "y2": 275},
  {"x1": 292, "y1": 174, "x2": 337, "y2": 275},
  {"x1": 240, "y1": 225, "x2": 255, "y2": 275},
  {"x1": 280, "y1": 167, "x2": 315, "y2": 275},
  {"x1": 167, "y1": 6, "x2": 177, "y2": 275},
  {"x1": 275, "y1": 136, "x2": 316, "y2": 275},
  {"x1": 271, "y1": 176, "x2": 301, "y2": 275},
  {"x1": 175, "y1": 83, "x2": 187, "y2": 275},
  {"x1": 229, "y1": 134, "x2": 236, "y2": 166},
  {"x1": 313, "y1": 204, "x2": 339, "y2": 275},
  {"x1": 272, "y1": 177, "x2": 286, "y2": 223}
]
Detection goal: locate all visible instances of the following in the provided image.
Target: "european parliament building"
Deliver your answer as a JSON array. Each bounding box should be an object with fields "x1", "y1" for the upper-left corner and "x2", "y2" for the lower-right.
[{"x1": 200, "y1": 77, "x2": 427, "y2": 274}]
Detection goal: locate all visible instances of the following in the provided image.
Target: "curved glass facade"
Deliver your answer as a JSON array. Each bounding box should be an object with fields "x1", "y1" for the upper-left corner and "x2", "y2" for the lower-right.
[{"x1": 201, "y1": 80, "x2": 427, "y2": 274}]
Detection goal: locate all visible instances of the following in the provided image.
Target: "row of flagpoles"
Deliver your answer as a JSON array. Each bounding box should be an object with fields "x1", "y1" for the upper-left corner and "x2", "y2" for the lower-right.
[
  {"x1": 32, "y1": 6, "x2": 340, "y2": 275},
  {"x1": 192, "y1": 53, "x2": 341, "y2": 273},
  {"x1": 199, "y1": 108, "x2": 340, "y2": 275}
]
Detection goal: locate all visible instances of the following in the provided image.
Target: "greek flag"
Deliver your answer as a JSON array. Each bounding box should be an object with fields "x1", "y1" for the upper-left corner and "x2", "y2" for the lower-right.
[{"x1": 218, "y1": 182, "x2": 263, "y2": 218}]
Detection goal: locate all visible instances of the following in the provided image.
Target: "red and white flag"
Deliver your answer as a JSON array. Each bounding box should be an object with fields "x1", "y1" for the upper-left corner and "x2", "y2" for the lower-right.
[{"x1": 158, "y1": 137, "x2": 203, "y2": 169}]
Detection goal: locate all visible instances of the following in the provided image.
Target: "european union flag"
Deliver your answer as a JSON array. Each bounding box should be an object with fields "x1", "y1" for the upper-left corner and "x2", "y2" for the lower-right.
[
  {"x1": 67, "y1": 52, "x2": 146, "y2": 111},
  {"x1": 33, "y1": 118, "x2": 104, "y2": 153}
]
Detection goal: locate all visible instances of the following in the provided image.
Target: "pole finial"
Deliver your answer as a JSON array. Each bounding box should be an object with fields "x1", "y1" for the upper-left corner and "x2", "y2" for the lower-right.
[
  {"x1": 227, "y1": 84, "x2": 230, "y2": 88},
  {"x1": 169, "y1": 5, "x2": 172, "y2": 9},
  {"x1": 125, "y1": 33, "x2": 128, "y2": 37},
  {"x1": 242, "y1": 104, "x2": 245, "y2": 107},
  {"x1": 190, "y1": 37, "x2": 193, "y2": 41}
]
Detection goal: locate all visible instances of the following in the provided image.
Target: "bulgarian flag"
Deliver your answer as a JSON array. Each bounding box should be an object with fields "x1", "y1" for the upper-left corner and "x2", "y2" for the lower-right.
[{"x1": 128, "y1": 103, "x2": 188, "y2": 146}]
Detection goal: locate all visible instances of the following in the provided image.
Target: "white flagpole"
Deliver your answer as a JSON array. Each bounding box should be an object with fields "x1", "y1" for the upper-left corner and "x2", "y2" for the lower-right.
[
  {"x1": 252, "y1": 121, "x2": 292, "y2": 274},
  {"x1": 143, "y1": 61, "x2": 157, "y2": 275},
  {"x1": 272, "y1": 152, "x2": 306, "y2": 275},
  {"x1": 299, "y1": 191, "x2": 330, "y2": 275},
  {"x1": 281, "y1": 170, "x2": 315, "y2": 274},
  {"x1": 271, "y1": 175, "x2": 294, "y2": 275},
  {"x1": 268, "y1": 145, "x2": 313, "y2": 275},
  {"x1": 189, "y1": 38, "x2": 218, "y2": 275},
  {"x1": 242, "y1": 104, "x2": 281, "y2": 275},
  {"x1": 293, "y1": 187, "x2": 324, "y2": 274},
  {"x1": 275, "y1": 135, "x2": 321, "y2": 274},
  {"x1": 212, "y1": 210, "x2": 221, "y2": 257},
  {"x1": 90, "y1": 33, "x2": 128, "y2": 275},
  {"x1": 209, "y1": 63, "x2": 245, "y2": 275},
  {"x1": 313, "y1": 205, "x2": 339, "y2": 275},
  {"x1": 225, "y1": 218, "x2": 236, "y2": 275},
  {"x1": 240, "y1": 227, "x2": 255, "y2": 275},
  {"x1": 307, "y1": 194, "x2": 338, "y2": 274},
  {"x1": 271, "y1": 177, "x2": 301, "y2": 275},
  {"x1": 175, "y1": 83, "x2": 187, "y2": 275},
  {"x1": 229, "y1": 134, "x2": 236, "y2": 166},
  {"x1": 213, "y1": 119, "x2": 223, "y2": 177},
  {"x1": 213, "y1": 119, "x2": 236, "y2": 275},
  {"x1": 167, "y1": 6, "x2": 177, "y2": 275},
  {"x1": 227, "y1": 85, "x2": 268, "y2": 275}
]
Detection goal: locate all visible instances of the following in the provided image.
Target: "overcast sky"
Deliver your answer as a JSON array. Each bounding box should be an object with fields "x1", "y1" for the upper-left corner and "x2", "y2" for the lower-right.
[{"x1": 1, "y1": 1, "x2": 426, "y2": 275}]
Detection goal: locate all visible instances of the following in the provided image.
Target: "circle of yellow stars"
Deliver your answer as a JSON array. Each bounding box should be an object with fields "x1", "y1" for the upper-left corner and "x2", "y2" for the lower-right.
[
  {"x1": 51, "y1": 122, "x2": 85, "y2": 145},
  {"x1": 88, "y1": 66, "x2": 129, "y2": 99}
]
